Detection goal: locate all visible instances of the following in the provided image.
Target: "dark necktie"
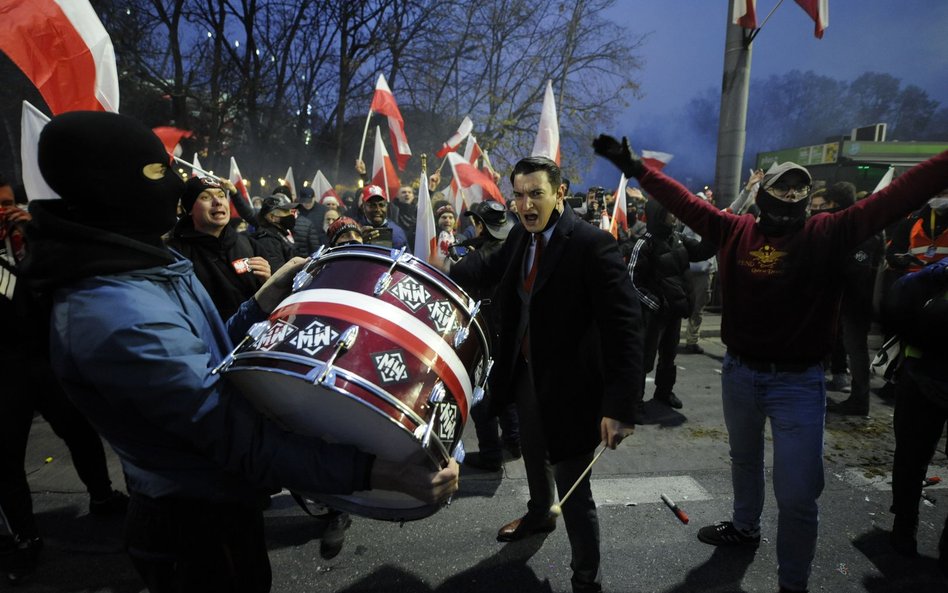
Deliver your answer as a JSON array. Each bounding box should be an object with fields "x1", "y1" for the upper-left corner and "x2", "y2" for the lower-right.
[{"x1": 523, "y1": 234, "x2": 544, "y2": 293}]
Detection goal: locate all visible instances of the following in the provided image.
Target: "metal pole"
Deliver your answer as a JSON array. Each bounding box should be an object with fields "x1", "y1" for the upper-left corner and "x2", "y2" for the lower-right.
[{"x1": 713, "y1": 17, "x2": 753, "y2": 204}]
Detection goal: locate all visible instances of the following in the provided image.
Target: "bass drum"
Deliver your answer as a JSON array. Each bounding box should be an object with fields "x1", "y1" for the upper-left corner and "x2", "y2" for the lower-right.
[{"x1": 223, "y1": 244, "x2": 491, "y2": 521}]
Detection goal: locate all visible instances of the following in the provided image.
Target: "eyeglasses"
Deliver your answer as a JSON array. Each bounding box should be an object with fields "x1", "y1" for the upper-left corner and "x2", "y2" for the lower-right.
[{"x1": 768, "y1": 182, "x2": 811, "y2": 199}]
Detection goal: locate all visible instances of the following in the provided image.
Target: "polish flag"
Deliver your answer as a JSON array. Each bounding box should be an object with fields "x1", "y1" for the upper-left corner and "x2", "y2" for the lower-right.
[
  {"x1": 370, "y1": 73, "x2": 411, "y2": 171},
  {"x1": 446, "y1": 153, "x2": 505, "y2": 209},
  {"x1": 372, "y1": 126, "x2": 400, "y2": 200},
  {"x1": 642, "y1": 150, "x2": 674, "y2": 171},
  {"x1": 436, "y1": 116, "x2": 474, "y2": 159},
  {"x1": 20, "y1": 101, "x2": 60, "y2": 202},
  {"x1": 414, "y1": 172, "x2": 438, "y2": 265},
  {"x1": 462, "y1": 134, "x2": 483, "y2": 166},
  {"x1": 531, "y1": 80, "x2": 560, "y2": 165},
  {"x1": 731, "y1": 0, "x2": 757, "y2": 29},
  {"x1": 871, "y1": 166, "x2": 894, "y2": 194},
  {"x1": 608, "y1": 174, "x2": 629, "y2": 239},
  {"x1": 311, "y1": 170, "x2": 337, "y2": 201},
  {"x1": 191, "y1": 153, "x2": 204, "y2": 178},
  {"x1": 282, "y1": 166, "x2": 297, "y2": 199},
  {"x1": 794, "y1": 0, "x2": 829, "y2": 39},
  {"x1": 153, "y1": 127, "x2": 192, "y2": 158},
  {"x1": 229, "y1": 157, "x2": 252, "y2": 219},
  {"x1": 0, "y1": 0, "x2": 119, "y2": 113}
]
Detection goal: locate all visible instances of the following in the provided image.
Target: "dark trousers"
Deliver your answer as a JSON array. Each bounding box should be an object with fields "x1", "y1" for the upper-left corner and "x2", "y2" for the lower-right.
[
  {"x1": 125, "y1": 494, "x2": 272, "y2": 593},
  {"x1": 470, "y1": 396, "x2": 520, "y2": 462},
  {"x1": 638, "y1": 308, "x2": 681, "y2": 402},
  {"x1": 840, "y1": 307, "x2": 873, "y2": 407},
  {"x1": 891, "y1": 364, "x2": 948, "y2": 531},
  {"x1": 514, "y1": 360, "x2": 600, "y2": 592},
  {"x1": 0, "y1": 358, "x2": 112, "y2": 539}
]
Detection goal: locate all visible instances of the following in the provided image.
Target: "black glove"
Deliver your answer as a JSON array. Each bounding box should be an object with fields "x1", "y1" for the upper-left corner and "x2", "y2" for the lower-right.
[{"x1": 592, "y1": 134, "x2": 645, "y2": 179}]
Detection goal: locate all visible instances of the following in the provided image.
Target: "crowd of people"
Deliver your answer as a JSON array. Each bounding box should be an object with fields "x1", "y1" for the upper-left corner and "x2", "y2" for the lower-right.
[{"x1": 0, "y1": 110, "x2": 946, "y2": 593}]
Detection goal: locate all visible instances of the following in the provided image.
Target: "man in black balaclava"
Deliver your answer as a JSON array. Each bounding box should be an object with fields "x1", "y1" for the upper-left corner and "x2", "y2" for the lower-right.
[
  {"x1": 250, "y1": 193, "x2": 298, "y2": 272},
  {"x1": 24, "y1": 111, "x2": 458, "y2": 593}
]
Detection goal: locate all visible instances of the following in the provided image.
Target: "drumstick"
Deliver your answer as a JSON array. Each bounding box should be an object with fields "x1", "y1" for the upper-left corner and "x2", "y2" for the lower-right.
[{"x1": 550, "y1": 445, "x2": 608, "y2": 517}]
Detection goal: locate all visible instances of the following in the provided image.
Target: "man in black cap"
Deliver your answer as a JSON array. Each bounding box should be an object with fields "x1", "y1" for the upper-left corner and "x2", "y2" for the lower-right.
[
  {"x1": 251, "y1": 193, "x2": 298, "y2": 273},
  {"x1": 453, "y1": 200, "x2": 520, "y2": 472},
  {"x1": 24, "y1": 111, "x2": 458, "y2": 593},
  {"x1": 167, "y1": 176, "x2": 271, "y2": 320},
  {"x1": 594, "y1": 132, "x2": 948, "y2": 593},
  {"x1": 451, "y1": 157, "x2": 641, "y2": 593}
]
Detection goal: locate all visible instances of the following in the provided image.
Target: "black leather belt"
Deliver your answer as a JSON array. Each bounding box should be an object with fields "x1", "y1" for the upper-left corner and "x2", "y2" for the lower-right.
[{"x1": 730, "y1": 354, "x2": 819, "y2": 373}]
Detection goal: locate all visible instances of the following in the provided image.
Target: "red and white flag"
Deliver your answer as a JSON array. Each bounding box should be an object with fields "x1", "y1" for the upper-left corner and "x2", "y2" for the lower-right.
[
  {"x1": 642, "y1": 150, "x2": 674, "y2": 171},
  {"x1": 0, "y1": 0, "x2": 119, "y2": 113},
  {"x1": 794, "y1": 0, "x2": 829, "y2": 39},
  {"x1": 20, "y1": 101, "x2": 60, "y2": 202},
  {"x1": 229, "y1": 157, "x2": 252, "y2": 218},
  {"x1": 372, "y1": 126, "x2": 401, "y2": 200},
  {"x1": 436, "y1": 116, "x2": 474, "y2": 159},
  {"x1": 531, "y1": 79, "x2": 560, "y2": 165},
  {"x1": 413, "y1": 172, "x2": 438, "y2": 264},
  {"x1": 191, "y1": 153, "x2": 204, "y2": 178},
  {"x1": 446, "y1": 153, "x2": 505, "y2": 209},
  {"x1": 447, "y1": 135, "x2": 485, "y2": 212},
  {"x1": 731, "y1": 0, "x2": 757, "y2": 29},
  {"x1": 153, "y1": 127, "x2": 192, "y2": 158},
  {"x1": 282, "y1": 166, "x2": 297, "y2": 199},
  {"x1": 311, "y1": 170, "x2": 337, "y2": 201},
  {"x1": 871, "y1": 166, "x2": 894, "y2": 194},
  {"x1": 608, "y1": 174, "x2": 629, "y2": 239},
  {"x1": 370, "y1": 73, "x2": 411, "y2": 171}
]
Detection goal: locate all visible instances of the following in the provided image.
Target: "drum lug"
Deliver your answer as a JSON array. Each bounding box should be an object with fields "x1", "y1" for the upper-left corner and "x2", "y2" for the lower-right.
[
  {"x1": 315, "y1": 325, "x2": 360, "y2": 384},
  {"x1": 373, "y1": 246, "x2": 411, "y2": 296},
  {"x1": 452, "y1": 300, "x2": 481, "y2": 348},
  {"x1": 427, "y1": 381, "x2": 447, "y2": 404},
  {"x1": 471, "y1": 358, "x2": 493, "y2": 406},
  {"x1": 212, "y1": 321, "x2": 269, "y2": 375},
  {"x1": 292, "y1": 247, "x2": 326, "y2": 292},
  {"x1": 452, "y1": 440, "x2": 466, "y2": 464}
]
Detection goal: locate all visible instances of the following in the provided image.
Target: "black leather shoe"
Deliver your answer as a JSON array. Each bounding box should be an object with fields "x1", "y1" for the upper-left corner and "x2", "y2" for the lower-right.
[
  {"x1": 655, "y1": 393, "x2": 683, "y2": 409},
  {"x1": 503, "y1": 441, "x2": 522, "y2": 461},
  {"x1": 319, "y1": 511, "x2": 351, "y2": 559},
  {"x1": 4, "y1": 536, "x2": 42, "y2": 585},
  {"x1": 826, "y1": 397, "x2": 869, "y2": 417},
  {"x1": 464, "y1": 452, "x2": 503, "y2": 472},
  {"x1": 682, "y1": 344, "x2": 704, "y2": 354},
  {"x1": 496, "y1": 514, "x2": 556, "y2": 542}
]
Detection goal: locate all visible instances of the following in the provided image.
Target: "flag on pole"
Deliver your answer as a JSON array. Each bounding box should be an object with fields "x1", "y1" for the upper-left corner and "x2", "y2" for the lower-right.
[
  {"x1": 191, "y1": 153, "x2": 204, "y2": 178},
  {"x1": 282, "y1": 166, "x2": 297, "y2": 199},
  {"x1": 608, "y1": 175, "x2": 629, "y2": 239},
  {"x1": 871, "y1": 166, "x2": 895, "y2": 194},
  {"x1": 228, "y1": 157, "x2": 252, "y2": 218},
  {"x1": 642, "y1": 150, "x2": 674, "y2": 171},
  {"x1": 531, "y1": 79, "x2": 560, "y2": 165},
  {"x1": 0, "y1": 0, "x2": 119, "y2": 113},
  {"x1": 436, "y1": 116, "x2": 474, "y2": 159},
  {"x1": 153, "y1": 127, "x2": 192, "y2": 158},
  {"x1": 311, "y1": 170, "x2": 337, "y2": 201},
  {"x1": 20, "y1": 101, "x2": 60, "y2": 202},
  {"x1": 370, "y1": 74, "x2": 411, "y2": 171},
  {"x1": 414, "y1": 172, "x2": 438, "y2": 264},
  {"x1": 731, "y1": 0, "x2": 757, "y2": 29},
  {"x1": 793, "y1": 0, "x2": 829, "y2": 39},
  {"x1": 446, "y1": 153, "x2": 505, "y2": 209},
  {"x1": 372, "y1": 126, "x2": 400, "y2": 200}
]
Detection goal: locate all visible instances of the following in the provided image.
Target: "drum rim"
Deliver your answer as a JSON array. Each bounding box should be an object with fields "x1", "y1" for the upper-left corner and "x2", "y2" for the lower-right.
[{"x1": 227, "y1": 350, "x2": 453, "y2": 465}]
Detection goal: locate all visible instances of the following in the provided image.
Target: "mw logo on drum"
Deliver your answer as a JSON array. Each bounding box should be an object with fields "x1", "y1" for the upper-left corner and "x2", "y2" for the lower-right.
[{"x1": 372, "y1": 350, "x2": 410, "y2": 384}]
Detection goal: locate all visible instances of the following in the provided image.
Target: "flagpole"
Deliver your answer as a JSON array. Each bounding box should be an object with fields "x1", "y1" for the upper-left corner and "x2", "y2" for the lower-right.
[
  {"x1": 172, "y1": 155, "x2": 223, "y2": 181},
  {"x1": 358, "y1": 108, "x2": 373, "y2": 162}
]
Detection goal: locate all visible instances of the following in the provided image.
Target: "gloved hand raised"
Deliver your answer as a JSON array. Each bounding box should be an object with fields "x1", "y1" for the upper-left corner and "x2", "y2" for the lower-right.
[{"x1": 592, "y1": 134, "x2": 645, "y2": 179}]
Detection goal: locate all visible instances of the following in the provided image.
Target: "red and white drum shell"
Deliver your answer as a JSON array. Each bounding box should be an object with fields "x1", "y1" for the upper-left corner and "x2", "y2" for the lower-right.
[{"x1": 223, "y1": 244, "x2": 490, "y2": 521}]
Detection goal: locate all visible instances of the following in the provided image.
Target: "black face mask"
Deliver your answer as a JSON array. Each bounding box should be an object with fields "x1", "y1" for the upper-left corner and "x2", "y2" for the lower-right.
[
  {"x1": 275, "y1": 215, "x2": 296, "y2": 233},
  {"x1": 756, "y1": 191, "x2": 808, "y2": 236}
]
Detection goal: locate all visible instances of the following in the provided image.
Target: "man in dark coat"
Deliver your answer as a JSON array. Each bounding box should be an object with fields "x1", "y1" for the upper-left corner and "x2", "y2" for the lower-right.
[
  {"x1": 250, "y1": 194, "x2": 297, "y2": 273},
  {"x1": 451, "y1": 156, "x2": 642, "y2": 593}
]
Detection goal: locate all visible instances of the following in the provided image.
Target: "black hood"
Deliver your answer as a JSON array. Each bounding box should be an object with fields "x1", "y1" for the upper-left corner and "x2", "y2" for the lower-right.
[
  {"x1": 21, "y1": 200, "x2": 175, "y2": 291},
  {"x1": 644, "y1": 198, "x2": 674, "y2": 238}
]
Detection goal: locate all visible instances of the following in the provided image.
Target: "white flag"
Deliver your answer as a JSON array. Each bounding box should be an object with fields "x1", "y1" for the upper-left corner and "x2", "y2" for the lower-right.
[{"x1": 20, "y1": 101, "x2": 60, "y2": 201}]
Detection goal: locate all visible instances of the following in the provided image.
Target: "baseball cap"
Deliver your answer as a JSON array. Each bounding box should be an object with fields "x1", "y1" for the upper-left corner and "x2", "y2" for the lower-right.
[
  {"x1": 464, "y1": 200, "x2": 514, "y2": 240},
  {"x1": 259, "y1": 193, "x2": 299, "y2": 217},
  {"x1": 362, "y1": 185, "x2": 387, "y2": 203},
  {"x1": 762, "y1": 161, "x2": 812, "y2": 191}
]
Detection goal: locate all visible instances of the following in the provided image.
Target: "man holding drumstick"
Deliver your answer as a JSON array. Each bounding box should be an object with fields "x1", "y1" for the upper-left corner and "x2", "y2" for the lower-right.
[
  {"x1": 23, "y1": 111, "x2": 458, "y2": 593},
  {"x1": 452, "y1": 156, "x2": 642, "y2": 593}
]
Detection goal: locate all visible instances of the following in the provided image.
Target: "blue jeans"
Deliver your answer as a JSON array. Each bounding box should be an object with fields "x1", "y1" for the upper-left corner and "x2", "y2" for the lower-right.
[{"x1": 721, "y1": 353, "x2": 826, "y2": 592}]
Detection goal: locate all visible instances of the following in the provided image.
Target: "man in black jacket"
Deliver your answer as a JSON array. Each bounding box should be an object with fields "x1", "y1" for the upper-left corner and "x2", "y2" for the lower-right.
[
  {"x1": 167, "y1": 177, "x2": 271, "y2": 320},
  {"x1": 451, "y1": 156, "x2": 641, "y2": 593},
  {"x1": 251, "y1": 194, "x2": 298, "y2": 273}
]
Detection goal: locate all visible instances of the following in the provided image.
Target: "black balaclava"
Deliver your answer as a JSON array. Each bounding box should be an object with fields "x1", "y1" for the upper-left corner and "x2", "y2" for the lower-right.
[
  {"x1": 756, "y1": 191, "x2": 808, "y2": 236},
  {"x1": 275, "y1": 213, "x2": 296, "y2": 234},
  {"x1": 38, "y1": 111, "x2": 184, "y2": 246}
]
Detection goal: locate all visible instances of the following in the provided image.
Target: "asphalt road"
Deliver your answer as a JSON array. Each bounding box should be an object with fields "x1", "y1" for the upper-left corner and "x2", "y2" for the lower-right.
[{"x1": 6, "y1": 318, "x2": 948, "y2": 593}]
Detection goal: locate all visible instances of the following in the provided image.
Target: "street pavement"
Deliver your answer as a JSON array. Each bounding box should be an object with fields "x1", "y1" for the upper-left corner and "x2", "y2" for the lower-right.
[{"x1": 6, "y1": 313, "x2": 948, "y2": 593}]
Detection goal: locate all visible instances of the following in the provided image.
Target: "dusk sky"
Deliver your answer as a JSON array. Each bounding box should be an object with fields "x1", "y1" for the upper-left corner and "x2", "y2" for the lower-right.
[{"x1": 585, "y1": 0, "x2": 948, "y2": 188}]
